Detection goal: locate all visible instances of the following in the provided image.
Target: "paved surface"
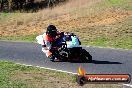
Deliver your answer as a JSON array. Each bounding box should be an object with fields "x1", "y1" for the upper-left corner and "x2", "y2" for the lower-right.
[{"x1": 0, "y1": 41, "x2": 132, "y2": 85}]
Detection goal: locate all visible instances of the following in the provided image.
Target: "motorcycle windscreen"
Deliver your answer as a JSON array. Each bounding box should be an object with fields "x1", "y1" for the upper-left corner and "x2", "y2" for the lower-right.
[{"x1": 66, "y1": 36, "x2": 80, "y2": 48}]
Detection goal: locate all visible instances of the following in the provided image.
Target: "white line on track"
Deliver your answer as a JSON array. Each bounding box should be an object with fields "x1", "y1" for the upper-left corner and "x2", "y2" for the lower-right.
[
  {"x1": 123, "y1": 84, "x2": 132, "y2": 88},
  {"x1": 16, "y1": 63, "x2": 132, "y2": 87},
  {"x1": 16, "y1": 63, "x2": 78, "y2": 75}
]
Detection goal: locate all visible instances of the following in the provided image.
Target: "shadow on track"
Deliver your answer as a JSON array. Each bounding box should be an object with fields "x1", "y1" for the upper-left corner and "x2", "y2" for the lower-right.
[
  {"x1": 58, "y1": 60, "x2": 122, "y2": 64},
  {"x1": 91, "y1": 60, "x2": 122, "y2": 64}
]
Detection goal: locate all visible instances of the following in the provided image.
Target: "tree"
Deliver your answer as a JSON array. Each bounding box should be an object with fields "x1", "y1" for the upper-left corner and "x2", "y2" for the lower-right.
[{"x1": 0, "y1": 0, "x2": 67, "y2": 12}]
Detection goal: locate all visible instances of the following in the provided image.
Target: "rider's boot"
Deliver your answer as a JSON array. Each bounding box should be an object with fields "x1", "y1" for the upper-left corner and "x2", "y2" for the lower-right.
[
  {"x1": 48, "y1": 55, "x2": 55, "y2": 62},
  {"x1": 48, "y1": 55, "x2": 61, "y2": 62}
]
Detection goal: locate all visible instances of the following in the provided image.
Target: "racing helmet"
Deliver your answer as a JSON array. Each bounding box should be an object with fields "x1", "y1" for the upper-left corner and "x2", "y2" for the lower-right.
[{"x1": 46, "y1": 25, "x2": 57, "y2": 37}]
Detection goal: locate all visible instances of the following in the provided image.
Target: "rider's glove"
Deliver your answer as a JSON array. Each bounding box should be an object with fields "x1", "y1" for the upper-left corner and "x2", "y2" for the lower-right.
[
  {"x1": 49, "y1": 48, "x2": 56, "y2": 53},
  {"x1": 42, "y1": 45, "x2": 46, "y2": 47}
]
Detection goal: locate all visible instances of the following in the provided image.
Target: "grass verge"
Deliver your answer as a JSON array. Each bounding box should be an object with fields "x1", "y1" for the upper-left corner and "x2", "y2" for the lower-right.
[
  {"x1": 0, "y1": 0, "x2": 132, "y2": 49},
  {"x1": 0, "y1": 60, "x2": 123, "y2": 88},
  {"x1": 81, "y1": 16, "x2": 132, "y2": 49},
  {"x1": 0, "y1": 34, "x2": 38, "y2": 43}
]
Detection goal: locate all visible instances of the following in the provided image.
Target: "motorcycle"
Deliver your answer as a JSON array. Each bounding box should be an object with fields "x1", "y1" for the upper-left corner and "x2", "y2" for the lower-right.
[{"x1": 36, "y1": 33, "x2": 92, "y2": 62}]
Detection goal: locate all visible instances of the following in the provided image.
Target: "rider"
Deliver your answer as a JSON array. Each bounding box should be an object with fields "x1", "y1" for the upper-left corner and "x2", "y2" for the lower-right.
[
  {"x1": 42, "y1": 25, "x2": 81, "y2": 61},
  {"x1": 42, "y1": 25, "x2": 61, "y2": 61}
]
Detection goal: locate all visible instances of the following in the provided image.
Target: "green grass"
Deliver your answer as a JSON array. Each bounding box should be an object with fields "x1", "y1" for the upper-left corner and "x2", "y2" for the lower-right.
[
  {"x1": 0, "y1": 61, "x2": 75, "y2": 88},
  {"x1": 0, "y1": 13, "x2": 10, "y2": 22},
  {"x1": 82, "y1": 36, "x2": 132, "y2": 49},
  {"x1": 0, "y1": 34, "x2": 38, "y2": 43},
  {"x1": 80, "y1": 16, "x2": 132, "y2": 49},
  {"x1": 97, "y1": 0, "x2": 132, "y2": 10},
  {"x1": 108, "y1": 0, "x2": 129, "y2": 5},
  {"x1": 0, "y1": 13, "x2": 9, "y2": 18},
  {"x1": 0, "y1": 61, "x2": 33, "y2": 88},
  {"x1": 0, "y1": 60, "x2": 123, "y2": 88},
  {"x1": 0, "y1": 13, "x2": 20, "y2": 22}
]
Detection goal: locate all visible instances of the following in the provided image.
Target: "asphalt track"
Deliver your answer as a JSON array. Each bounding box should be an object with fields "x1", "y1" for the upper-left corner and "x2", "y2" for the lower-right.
[{"x1": 0, "y1": 41, "x2": 132, "y2": 86}]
